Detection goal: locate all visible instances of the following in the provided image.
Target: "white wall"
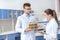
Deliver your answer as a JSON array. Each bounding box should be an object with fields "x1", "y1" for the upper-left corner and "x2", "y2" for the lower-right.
[
  {"x1": 20, "y1": 0, "x2": 55, "y2": 13},
  {"x1": 0, "y1": 0, "x2": 55, "y2": 13},
  {"x1": 0, "y1": 0, "x2": 20, "y2": 10}
]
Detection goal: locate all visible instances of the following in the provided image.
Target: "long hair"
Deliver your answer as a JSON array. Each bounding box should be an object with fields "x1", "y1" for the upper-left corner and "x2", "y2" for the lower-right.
[{"x1": 44, "y1": 9, "x2": 58, "y2": 24}]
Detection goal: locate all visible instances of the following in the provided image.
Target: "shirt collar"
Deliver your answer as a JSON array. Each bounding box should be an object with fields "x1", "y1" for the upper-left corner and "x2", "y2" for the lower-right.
[{"x1": 24, "y1": 13, "x2": 31, "y2": 17}]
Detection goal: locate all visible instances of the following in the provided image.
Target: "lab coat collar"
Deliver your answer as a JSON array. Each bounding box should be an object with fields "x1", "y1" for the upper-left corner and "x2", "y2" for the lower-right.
[
  {"x1": 49, "y1": 18, "x2": 55, "y2": 22},
  {"x1": 23, "y1": 13, "x2": 31, "y2": 17},
  {"x1": 50, "y1": 18, "x2": 54, "y2": 21}
]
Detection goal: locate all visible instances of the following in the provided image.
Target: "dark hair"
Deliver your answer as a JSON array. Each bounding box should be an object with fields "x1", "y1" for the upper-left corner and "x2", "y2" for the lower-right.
[
  {"x1": 44, "y1": 9, "x2": 58, "y2": 24},
  {"x1": 23, "y1": 3, "x2": 31, "y2": 8}
]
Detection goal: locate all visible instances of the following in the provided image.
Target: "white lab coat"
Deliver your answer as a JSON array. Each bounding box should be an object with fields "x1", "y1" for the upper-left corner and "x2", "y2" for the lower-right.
[
  {"x1": 44, "y1": 18, "x2": 58, "y2": 40},
  {"x1": 15, "y1": 13, "x2": 36, "y2": 40}
]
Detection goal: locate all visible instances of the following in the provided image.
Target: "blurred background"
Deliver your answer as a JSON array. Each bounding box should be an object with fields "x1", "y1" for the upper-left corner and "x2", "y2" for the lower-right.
[
  {"x1": 0, "y1": 0, "x2": 60, "y2": 33},
  {"x1": 0, "y1": 0, "x2": 60, "y2": 40}
]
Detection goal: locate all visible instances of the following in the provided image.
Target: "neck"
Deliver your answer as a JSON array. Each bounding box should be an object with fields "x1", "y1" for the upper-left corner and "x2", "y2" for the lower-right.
[
  {"x1": 49, "y1": 16, "x2": 53, "y2": 20},
  {"x1": 25, "y1": 12, "x2": 30, "y2": 15}
]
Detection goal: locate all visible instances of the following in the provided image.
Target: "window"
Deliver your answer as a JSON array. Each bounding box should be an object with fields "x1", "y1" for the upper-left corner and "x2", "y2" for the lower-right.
[
  {"x1": 0, "y1": 9, "x2": 24, "y2": 33},
  {"x1": 2, "y1": 10, "x2": 9, "y2": 19},
  {"x1": 0, "y1": 9, "x2": 3, "y2": 19}
]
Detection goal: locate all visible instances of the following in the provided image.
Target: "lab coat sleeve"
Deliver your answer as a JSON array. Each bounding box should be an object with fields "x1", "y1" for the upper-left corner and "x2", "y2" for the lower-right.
[
  {"x1": 15, "y1": 17, "x2": 22, "y2": 33},
  {"x1": 42, "y1": 24, "x2": 46, "y2": 29}
]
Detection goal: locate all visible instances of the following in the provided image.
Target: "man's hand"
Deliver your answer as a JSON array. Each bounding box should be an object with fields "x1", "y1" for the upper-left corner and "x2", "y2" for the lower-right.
[{"x1": 24, "y1": 28, "x2": 32, "y2": 32}]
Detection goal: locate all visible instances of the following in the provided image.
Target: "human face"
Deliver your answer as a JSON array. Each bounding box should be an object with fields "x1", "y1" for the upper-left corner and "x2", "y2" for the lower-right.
[
  {"x1": 44, "y1": 13, "x2": 52, "y2": 20},
  {"x1": 24, "y1": 6, "x2": 31, "y2": 14}
]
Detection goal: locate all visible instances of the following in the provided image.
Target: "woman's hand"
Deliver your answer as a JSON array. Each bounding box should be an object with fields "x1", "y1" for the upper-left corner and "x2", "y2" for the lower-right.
[
  {"x1": 37, "y1": 24, "x2": 43, "y2": 29},
  {"x1": 39, "y1": 30, "x2": 46, "y2": 35},
  {"x1": 39, "y1": 32, "x2": 44, "y2": 34},
  {"x1": 34, "y1": 24, "x2": 43, "y2": 31}
]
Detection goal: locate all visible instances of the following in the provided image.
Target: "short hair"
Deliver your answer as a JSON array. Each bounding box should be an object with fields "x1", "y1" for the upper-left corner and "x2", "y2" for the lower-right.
[{"x1": 23, "y1": 3, "x2": 31, "y2": 8}]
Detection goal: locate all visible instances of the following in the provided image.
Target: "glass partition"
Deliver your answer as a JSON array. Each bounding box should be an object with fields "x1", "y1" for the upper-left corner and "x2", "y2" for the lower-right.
[{"x1": 0, "y1": 9, "x2": 24, "y2": 33}]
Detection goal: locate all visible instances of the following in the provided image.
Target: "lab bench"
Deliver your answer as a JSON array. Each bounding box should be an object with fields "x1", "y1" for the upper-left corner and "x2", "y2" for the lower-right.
[
  {"x1": 0, "y1": 31, "x2": 60, "y2": 40},
  {"x1": 0, "y1": 31, "x2": 20, "y2": 40},
  {"x1": 0, "y1": 21, "x2": 60, "y2": 40},
  {"x1": 0, "y1": 31, "x2": 44, "y2": 40}
]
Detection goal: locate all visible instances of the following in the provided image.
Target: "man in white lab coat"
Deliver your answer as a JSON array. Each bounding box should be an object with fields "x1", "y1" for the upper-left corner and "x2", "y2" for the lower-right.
[{"x1": 15, "y1": 3, "x2": 36, "y2": 40}]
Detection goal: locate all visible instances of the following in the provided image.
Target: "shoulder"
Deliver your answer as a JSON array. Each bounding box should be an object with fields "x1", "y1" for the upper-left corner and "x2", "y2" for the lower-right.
[
  {"x1": 17, "y1": 16, "x2": 21, "y2": 19},
  {"x1": 50, "y1": 18, "x2": 58, "y2": 27},
  {"x1": 17, "y1": 14, "x2": 24, "y2": 18},
  {"x1": 17, "y1": 15, "x2": 23, "y2": 20},
  {"x1": 50, "y1": 18, "x2": 56, "y2": 24}
]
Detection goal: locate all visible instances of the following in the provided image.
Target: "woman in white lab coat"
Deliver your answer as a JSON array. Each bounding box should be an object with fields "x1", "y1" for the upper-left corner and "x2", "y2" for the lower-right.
[{"x1": 39, "y1": 9, "x2": 58, "y2": 40}]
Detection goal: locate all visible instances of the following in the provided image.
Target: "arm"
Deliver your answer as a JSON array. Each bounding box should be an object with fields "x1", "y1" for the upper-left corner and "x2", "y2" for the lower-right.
[
  {"x1": 15, "y1": 17, "x2": 22, "y2": 33},
  {"x1": 37, "y1": 24, "x2": 46, "y2": 34},
  {"x1": 24, "y1": 27, "x2": 32, "y2": 32}
]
